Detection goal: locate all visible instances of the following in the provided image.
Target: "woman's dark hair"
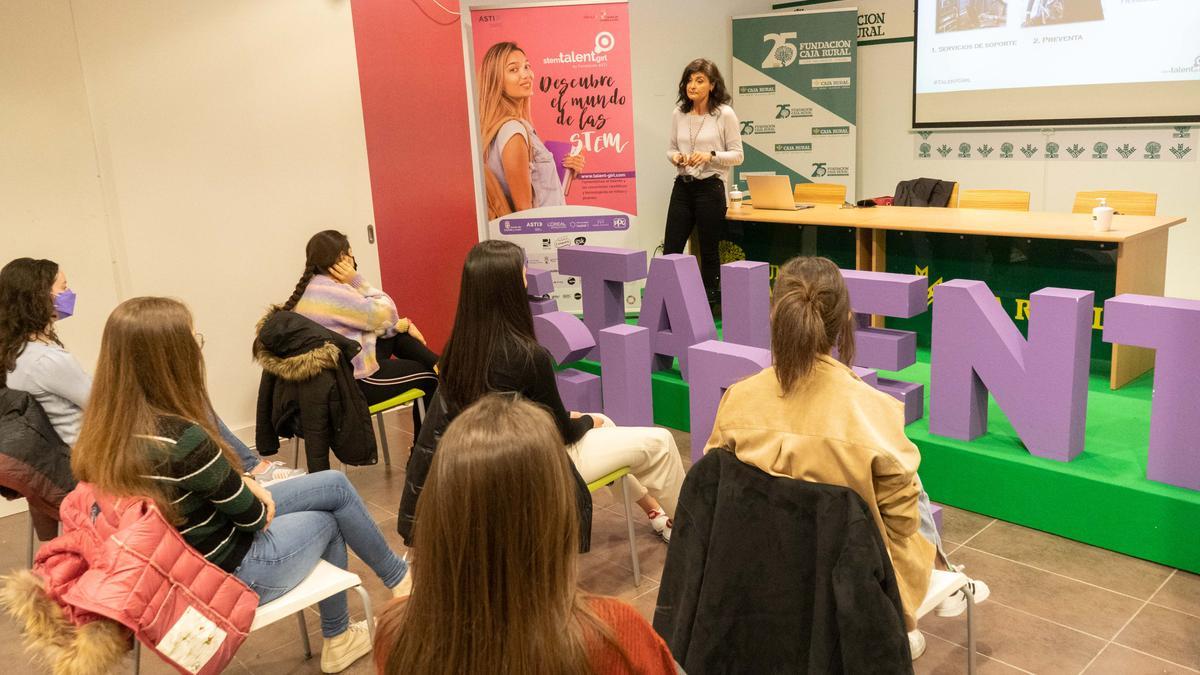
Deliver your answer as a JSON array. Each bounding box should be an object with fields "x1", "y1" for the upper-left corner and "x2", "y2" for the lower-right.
[
  {"x1": 676, "y1": 58, "x2": 732, "y2": 113},
  {"x1": 0, "y1": 258, "x2": 61, "y2": 387},
  {"x1": 770, "y1": 256, "x2": 855, "y2": 394},
  {"x1": 280, "y1": 230, "x2": 351, "y2": 311},
  {"x1": 439, "y1": 240, "x2": 537, "y2": 413}
]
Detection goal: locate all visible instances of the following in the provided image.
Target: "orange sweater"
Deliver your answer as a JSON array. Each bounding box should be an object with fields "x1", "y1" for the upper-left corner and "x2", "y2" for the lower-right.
[
  {"x1": 587, "y1": 596, "x2": 678, "y2": 674},
  {"x1": 374, "y1": 595, "x2": 677, "y2": 674}
]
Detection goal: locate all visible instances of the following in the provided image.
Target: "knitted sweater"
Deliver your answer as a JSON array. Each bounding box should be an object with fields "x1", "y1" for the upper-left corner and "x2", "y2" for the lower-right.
[
  {"x1": 142, "y1": 417, "x2": 267, "y2": 572},
  {"x1": 294, "y1": 274, "x2": 400, "y2": 379}
]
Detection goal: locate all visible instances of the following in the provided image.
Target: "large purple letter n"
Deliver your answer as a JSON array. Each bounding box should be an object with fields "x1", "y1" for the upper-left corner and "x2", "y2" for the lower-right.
[{"x1": 930, "y1": 281, "x2": 1093, "y2": 461}]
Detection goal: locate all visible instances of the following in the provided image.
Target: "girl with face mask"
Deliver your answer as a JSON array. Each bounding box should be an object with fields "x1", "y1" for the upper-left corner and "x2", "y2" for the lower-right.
[{"x1": 0, "y1": 258, "x2": 302, "y2": 484}]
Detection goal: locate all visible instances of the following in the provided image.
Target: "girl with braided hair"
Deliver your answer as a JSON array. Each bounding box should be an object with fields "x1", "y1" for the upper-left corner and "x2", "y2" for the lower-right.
[
  {"x1": 282, "y1": 231, "x2": 438, "y2": 436},
  {"x1": 705, "y1": 256, "x2": 988, "y2": 661}
]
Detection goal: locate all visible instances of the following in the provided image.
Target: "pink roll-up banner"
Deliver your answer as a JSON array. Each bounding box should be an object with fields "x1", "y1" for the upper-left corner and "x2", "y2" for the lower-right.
[{"x1": 466, "y1": 1, "x2": 640, "y2": 313}]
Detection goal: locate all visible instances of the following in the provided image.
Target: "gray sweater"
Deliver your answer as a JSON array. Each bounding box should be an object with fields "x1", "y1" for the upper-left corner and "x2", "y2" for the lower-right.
[{"x1": 7, "y1": 341, "x2": 90, "y2": 445}]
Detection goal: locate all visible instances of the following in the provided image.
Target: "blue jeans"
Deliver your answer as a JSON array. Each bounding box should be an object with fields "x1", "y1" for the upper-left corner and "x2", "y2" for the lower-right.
[
  {"x1": 215, "y1": 415, "x2": 260, "y2": 473},
  {"x1": 233, "y1": 471, "x2": 407, "y2": 636}
]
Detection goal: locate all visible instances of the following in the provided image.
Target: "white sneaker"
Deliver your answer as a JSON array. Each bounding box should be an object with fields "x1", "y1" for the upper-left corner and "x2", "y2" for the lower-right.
[
  {"x1": 908, "y1": 629, "x2": 927, "y2": 660},
  {"x1": 255, "y1": 462, "x2": 306, "y2": 487},
  {"x1": 321, "y1": 620, "x2": 372, "y2": 673},
  {"x1": 647, "y1": 509, "x2": 672, "y2": 543},
  {"x1": 936, "y1": 578, "x2": 991, "y2": 617}
]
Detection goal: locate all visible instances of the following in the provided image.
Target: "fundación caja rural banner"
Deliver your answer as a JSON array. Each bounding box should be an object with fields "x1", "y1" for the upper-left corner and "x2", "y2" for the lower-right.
[
  {"x1": 465, "y1": 1, "x2": 641, "y2": 313},
  {"x1": 732, "y1": 8, "x2": 858, "y2": 201}
]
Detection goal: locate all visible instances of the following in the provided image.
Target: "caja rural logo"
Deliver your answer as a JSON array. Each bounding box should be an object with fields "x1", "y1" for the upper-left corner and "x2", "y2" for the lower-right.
[{"x1": 740, "y1": 121, "x2": 777, "y2": 136}]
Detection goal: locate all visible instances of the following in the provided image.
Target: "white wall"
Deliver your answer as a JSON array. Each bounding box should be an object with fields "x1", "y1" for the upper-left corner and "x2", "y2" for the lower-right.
[
  {"x1": 4, "y1": 1, "x2": 380, "y2": 432},
  {"x1": 1, "y1": 1, "x2": 120, "y2": 376},
  {"x1": 857, "y1": 40, "x2": 1200, "y2": 300}
]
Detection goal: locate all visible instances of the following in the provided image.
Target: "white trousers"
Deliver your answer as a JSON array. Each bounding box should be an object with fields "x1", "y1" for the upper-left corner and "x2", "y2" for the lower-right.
[{"x1": 566, "y1": 413, "x2": 685, "y2": 518}]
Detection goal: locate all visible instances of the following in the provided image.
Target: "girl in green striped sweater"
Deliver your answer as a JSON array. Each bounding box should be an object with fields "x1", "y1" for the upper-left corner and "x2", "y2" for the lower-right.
[{"x1": 72, "y1": 297, "x2": 409, "y2": 673}]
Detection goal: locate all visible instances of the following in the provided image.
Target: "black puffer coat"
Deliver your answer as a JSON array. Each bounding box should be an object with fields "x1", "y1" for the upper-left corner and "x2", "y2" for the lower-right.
[
  {"x1": 254, "y1": 310, "x2": 377, "y2": 471},
  {"x1": 0, "y1": 388, "x2": 76, "y2": 539}
]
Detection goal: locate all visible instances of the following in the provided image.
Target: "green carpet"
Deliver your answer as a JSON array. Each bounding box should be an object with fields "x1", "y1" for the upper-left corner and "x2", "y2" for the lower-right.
[{"x1": 568, "y1": 346, "x2": 1200, "y2": 573}]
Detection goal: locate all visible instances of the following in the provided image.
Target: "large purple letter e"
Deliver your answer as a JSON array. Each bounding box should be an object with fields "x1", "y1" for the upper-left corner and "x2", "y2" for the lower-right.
[{"x1": 930, "y1": 281, "x2": 1093, "y2": 461}]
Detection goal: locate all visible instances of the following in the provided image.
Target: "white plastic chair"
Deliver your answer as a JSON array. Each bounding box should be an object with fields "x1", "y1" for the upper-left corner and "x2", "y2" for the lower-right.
[
  {"x1": 132, "y1": 560, "x2": 373, "y2": 673},
  {"x1": 917, "y1": 568, "x2": 977, "y2": 674}
]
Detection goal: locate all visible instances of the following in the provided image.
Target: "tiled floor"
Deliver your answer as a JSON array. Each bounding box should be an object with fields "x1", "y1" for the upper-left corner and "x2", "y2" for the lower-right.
[{"x1": 2, "y1": 415, "x2": 1197, "y2": 674}]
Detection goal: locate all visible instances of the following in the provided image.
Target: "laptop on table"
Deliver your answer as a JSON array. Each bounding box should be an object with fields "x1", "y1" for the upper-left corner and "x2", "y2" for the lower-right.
[{"x1": 744, "y1": 174, "x2": 815, "y2": 211}]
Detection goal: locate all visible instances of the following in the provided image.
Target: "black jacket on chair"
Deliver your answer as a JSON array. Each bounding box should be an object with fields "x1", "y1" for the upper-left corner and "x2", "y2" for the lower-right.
[
  {"x1": 0, "y1": 388, "x2": 76, "y2": 539},
  {"x1": 893, "y1": 177, "x2": 956, "y2": 207},
  {"x1": 396, "y1": 390, "x2": 592, "y2": 553},
  {"x1": 653, "y1": 449, "x2": 912, "y2": 675},
  {"x1": 254, "y1": 309, "x2": 377, "y2": 470}
]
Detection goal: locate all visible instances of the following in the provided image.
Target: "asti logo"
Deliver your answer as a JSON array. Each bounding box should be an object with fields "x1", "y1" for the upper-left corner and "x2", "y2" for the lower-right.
[
  {"x1": 1092, "y1": 142, "x2": 1109, "y2": 159},
  {"x1": 1044, "y1": 142, "x2": 1060, "y2": 159},
  {"x1": 477, "y1": 14, "x2": 498, "y2": 22},
  {"x1": 1145, "y1": 142, "x2": 1162, "y2": 159},
  {"x1": 1174, "y1": 126, "x2": 1192, "y2": 139},
  {"x1": 957, "y1": 143, "x2": 971, "y2": 159},
  {"x1": 761, "y1": 32, "x2": 799, "y2": 69},
  {"x1": 918, "y1": 143, "x2": 932, "y2": 159},
  {"x1": 1000, "y1": 142, "x2": 1014, "y2": 158}
]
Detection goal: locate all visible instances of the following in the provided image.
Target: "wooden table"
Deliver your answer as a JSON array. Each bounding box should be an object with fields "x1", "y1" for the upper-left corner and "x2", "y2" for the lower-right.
[{"x1": 726, "y1": 204, "x2": 1185, "y2": 388}]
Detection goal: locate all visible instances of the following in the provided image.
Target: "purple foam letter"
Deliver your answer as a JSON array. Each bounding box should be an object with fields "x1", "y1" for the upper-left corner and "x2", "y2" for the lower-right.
[
  {"x1": 1104, "y1": 295, "x2": 1200, "y2": 491},
  {"x1": 527, "y1": 266, "x2": 559, "y2": 315},
  {"x1": 599, "y1": 324, "x2": 653, "y2": 426},
  {"x1": 557, "y1": 369, "x2": 602, "y2": 412},
  {"x1": 930, "y1": 281, "x2": 1093, "y2": 461},
  {"x1": 557, "y1": 246, "x2": 647, "y2": 359},
  {"x1": 720, "y1": 261, "x2": 770, "y2": 349},
  {"x1": 533, "y1": 311, "x2": 595, "y2": 365},
  {"x1": 637, "y1": 255, "x2": 716, "y2": 380},
  {"x1": 686, "y1": 340, "x2": 772, "y2": 460},
  {"x1": 843, "y1": 269, "x2": 928, "y2": 424}
]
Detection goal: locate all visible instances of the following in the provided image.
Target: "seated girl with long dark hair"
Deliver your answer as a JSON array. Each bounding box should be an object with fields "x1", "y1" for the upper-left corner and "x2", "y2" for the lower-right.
[
  {"x1": 376, "y1": 394, "x2": 677, "y2": 675},
  {"x1": 399, "y1": 240, "x2": 685, "y2": 544},
  {"x1": 71, "y1": 297, "x2": 410, "y2": 673}
]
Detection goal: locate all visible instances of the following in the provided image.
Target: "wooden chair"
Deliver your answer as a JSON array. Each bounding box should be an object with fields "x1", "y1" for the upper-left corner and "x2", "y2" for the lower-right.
[
  {"x1": 792, "y1": 182, "x2": 846, "y2": 205},
  {"x1": 1071, "y1": 190, "x2": 1157, "y2": 216},
  {"x1": 947, "y1": 182, "x2": 959, "y2": 208},
  {"x1": 957, "y1": 189, "x2": 1031, "y2": 211}
]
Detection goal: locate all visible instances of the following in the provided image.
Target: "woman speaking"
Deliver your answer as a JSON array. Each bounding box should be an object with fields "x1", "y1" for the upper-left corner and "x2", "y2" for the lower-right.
[{"x1": 664, "y1": 58, "x2": 743, "y2": 307}]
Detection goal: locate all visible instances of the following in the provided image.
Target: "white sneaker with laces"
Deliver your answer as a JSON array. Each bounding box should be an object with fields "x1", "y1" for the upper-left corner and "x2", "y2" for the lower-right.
[
  {"x1": 647, "y1": 509, "x2": 672, "y2": 543},
  {"x1": 908, "y1": 629, "x2": 926, "y2": 660},
  {"x1": 936, "y1": 578, "x2": 990, "y2": 617},
  {"x1": 321, "y1": 620, "x2": 372, "y2": 673}
]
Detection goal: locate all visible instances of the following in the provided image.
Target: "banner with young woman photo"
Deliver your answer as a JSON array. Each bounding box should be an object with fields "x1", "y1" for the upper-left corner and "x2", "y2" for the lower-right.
[{"x1": 465, "y1": 1, "x2": 639, "y2": 313}]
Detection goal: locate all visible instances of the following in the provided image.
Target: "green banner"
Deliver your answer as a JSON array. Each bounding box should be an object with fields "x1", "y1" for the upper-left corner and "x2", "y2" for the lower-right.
[{"x1": 731, "y1": 9, "x2": 858, "y2": 199}]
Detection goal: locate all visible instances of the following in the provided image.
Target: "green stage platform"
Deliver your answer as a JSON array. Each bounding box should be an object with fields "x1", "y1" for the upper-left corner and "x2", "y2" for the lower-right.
[{"x1": 568, "y1": 345, "x2": 1200, "y2": 573}]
